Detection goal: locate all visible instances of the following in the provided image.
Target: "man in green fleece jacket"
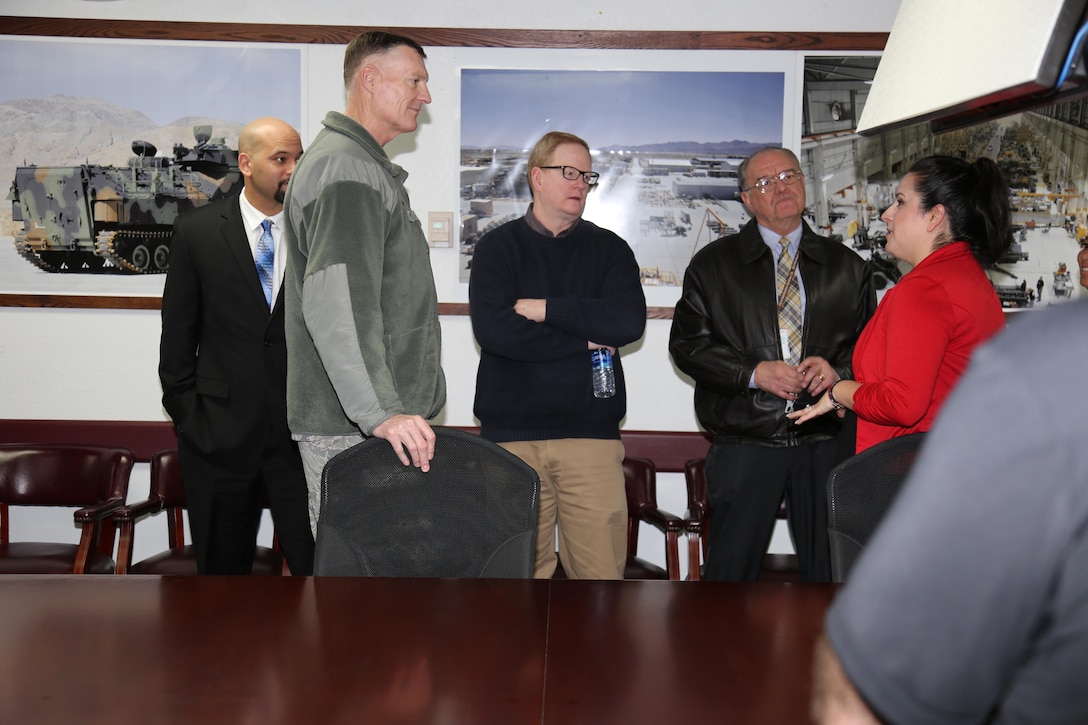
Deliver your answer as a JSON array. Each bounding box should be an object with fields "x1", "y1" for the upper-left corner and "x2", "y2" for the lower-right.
[{"x1": 283, "y1": 31, "x2": 446, "y2": 535}]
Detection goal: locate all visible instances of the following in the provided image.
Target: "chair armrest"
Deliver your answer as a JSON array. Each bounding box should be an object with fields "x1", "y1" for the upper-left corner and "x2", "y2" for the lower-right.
[
  {"x1": 74, "y1": 496, "x2": 126, "y2": 524},
  {"x1": 678, "y1": 505, "x2": 705, "y2": 533},
  {"x1": 683, "y1": 509, "x2": 708, "y2": 581},
  {"x1": 628, "y1": 505, "x2": 684, "y2": 581},
  {"x1": 636, "y1": 506, "x2": 684, "y2": 535},
  {"x1": 685, "y1": 497, "x2": 710, "y2": 523},
  {"x1": 111, "y1": 496, "x2": 165, "y2": 524}
]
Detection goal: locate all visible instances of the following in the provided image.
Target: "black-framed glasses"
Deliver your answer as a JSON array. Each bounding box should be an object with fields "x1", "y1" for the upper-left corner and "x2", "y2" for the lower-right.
[
  {"x1": 746, "y1": 169, "x2": 803, "y2": 194},
  {"x1": 539, "y1": 165, "x2": 600, "y2": 185}
]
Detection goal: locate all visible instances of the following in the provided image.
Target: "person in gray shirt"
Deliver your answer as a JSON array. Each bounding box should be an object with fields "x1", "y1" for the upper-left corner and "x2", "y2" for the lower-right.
[{"x1": 812, "y1": 298, "x2": 1088, "y2": 724}]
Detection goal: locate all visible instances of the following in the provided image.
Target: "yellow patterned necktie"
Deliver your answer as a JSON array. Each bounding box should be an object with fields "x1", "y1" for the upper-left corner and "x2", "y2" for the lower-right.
[{"x1": 777, "y1": 237, "x2": 802, "y2": 365}]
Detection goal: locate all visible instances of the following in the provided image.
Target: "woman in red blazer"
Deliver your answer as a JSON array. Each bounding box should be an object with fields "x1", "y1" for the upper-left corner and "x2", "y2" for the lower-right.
[{"x1": 790, "y1": 155, "x2": 1012, "y2": 452}]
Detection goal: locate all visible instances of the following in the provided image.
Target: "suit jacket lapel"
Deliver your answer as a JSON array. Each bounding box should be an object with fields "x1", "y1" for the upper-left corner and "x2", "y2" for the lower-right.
[{"x1": 220, "y1": 199, "x2": 273, "y2": 315}]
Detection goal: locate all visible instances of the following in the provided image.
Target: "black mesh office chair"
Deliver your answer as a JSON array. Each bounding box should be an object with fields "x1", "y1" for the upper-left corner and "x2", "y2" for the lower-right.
[
  {"x1": 826, "y1": 432, "x2": 927, "y2": 583},
  {"x1": 314, "y1": 427, "x2": 540, "y2": 578}
]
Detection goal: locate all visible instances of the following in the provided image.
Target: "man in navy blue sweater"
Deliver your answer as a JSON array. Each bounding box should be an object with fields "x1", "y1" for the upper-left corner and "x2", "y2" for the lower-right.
[{"x1": 469, "y1": 131, "x2": 646, "y2": 579}]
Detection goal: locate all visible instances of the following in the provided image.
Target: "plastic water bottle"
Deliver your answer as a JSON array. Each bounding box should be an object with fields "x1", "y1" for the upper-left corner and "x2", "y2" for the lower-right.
[{"x1": 591, "y1": 349, "x2": 615, "y2": 399}]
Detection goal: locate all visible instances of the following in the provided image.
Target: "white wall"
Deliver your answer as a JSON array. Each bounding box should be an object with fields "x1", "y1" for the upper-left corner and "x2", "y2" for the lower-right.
[
  {"x1": 1, "y1": 0, "x2": 900, "y2": 569},
  {"x1": 11, "y1": 0, "x2": 899, "y2": 32}
]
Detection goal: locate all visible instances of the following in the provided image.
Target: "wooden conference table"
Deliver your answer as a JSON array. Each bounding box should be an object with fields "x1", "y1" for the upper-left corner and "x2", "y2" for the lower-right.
[{"x1": 0, "y1": 576, "x2": 836, "y2": 723}]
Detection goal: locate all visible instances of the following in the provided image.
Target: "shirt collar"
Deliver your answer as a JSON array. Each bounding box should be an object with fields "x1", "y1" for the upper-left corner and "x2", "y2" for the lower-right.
[
  {"x1": 238, "y1": 190, "x2": 284, "y2": 234},
  {"x1": 525, "y1": 203, "x2": 580, "y2": 238},
  {"x1": 757, "y1": 222, "x2": 802, "y2": 258}
]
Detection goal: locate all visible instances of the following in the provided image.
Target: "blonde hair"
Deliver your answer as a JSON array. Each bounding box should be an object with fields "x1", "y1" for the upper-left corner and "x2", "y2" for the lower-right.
[{"x1": 526, "y1": 131, "x2": 590, "y2": 198}]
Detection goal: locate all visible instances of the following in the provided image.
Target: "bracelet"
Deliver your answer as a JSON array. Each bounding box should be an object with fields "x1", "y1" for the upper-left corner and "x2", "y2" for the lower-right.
[{"x1": 827, "y1": 380, "x2": 847, "y2": 411}]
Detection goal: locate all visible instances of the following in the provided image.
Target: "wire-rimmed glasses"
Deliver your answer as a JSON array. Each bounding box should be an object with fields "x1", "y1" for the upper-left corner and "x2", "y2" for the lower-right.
[{"x1": 746, "y1": 169, "x2": 803, "y2": 194}]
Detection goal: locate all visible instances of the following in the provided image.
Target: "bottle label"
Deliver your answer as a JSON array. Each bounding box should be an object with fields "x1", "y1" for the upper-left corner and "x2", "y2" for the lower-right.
[{"x1": 591, "y1": 348, "x2": 615, "y2": 399}]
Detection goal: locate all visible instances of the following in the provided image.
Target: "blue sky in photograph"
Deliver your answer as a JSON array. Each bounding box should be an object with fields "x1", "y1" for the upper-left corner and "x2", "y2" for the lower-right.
[
  {"x1": 0, "y1": 38, "x2": 301, "y2": 127},
  {"x1": 461, "y1": 69, "x2": 783, "y2": 150}
]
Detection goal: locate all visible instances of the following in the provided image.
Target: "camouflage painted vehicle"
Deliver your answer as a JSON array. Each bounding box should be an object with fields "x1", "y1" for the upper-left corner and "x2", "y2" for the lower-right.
[{"x1": 7, "y1": 125, "x2": 241, "y2": 274}]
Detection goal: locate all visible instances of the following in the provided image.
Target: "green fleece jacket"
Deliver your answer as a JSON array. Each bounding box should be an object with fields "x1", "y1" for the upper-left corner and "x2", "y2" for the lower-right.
[{"x1": 283, "y1": 111, "x2": 445, "y2": 436}]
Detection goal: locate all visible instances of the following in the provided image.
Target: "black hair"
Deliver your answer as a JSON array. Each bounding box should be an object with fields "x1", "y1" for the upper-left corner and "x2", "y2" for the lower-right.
[{"x1": 906, "y1": 155, "x2": 1013, "y2": 266}]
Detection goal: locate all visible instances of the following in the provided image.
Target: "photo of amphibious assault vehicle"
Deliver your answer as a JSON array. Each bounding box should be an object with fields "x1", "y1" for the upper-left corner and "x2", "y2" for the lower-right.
[{"x1": 7, "y1": 125, "x2": 241, "y2": 274}]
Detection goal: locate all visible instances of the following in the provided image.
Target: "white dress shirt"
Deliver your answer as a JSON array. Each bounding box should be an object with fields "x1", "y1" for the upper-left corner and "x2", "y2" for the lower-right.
[{"x1": 238, "y1": 191, "x2": 285, "y2": 305}]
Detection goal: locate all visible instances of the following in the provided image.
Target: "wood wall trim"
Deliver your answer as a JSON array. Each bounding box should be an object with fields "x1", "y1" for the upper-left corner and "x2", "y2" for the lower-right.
[
  {"x1": 0, "y1": 294, "x2": 1025, "y2": 326},
  {"x1": 0, "y1": 17, "x2": 888, "y2": 50},
  {"x1": 0, "y1": 294, "x2": 161, "y2": 310},
  {"x1": 0, "y1": 419, "x2": 712, "y2": 471},
  {"x1": 0, "y1": 296, "x2": 685, "y2": 317}
]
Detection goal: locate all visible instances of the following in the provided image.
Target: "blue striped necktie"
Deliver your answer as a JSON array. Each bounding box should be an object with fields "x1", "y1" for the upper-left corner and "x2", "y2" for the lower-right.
[{"x1": 256, "y1": 219, "x2": 274, "y2": 309}]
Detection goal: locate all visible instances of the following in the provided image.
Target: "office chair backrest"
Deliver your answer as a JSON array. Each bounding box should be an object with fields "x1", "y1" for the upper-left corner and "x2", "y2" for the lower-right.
[
  {"x1": 826, "y1": 432, "x2": 927, "y2": 583},
  {"x1": 315, "y1": 427, "x2": 540, "y2": 578}
]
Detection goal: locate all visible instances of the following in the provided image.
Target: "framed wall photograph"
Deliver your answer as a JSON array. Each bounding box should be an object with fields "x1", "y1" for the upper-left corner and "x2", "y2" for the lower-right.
[
  {"x1": 451, "y1": 50, "x2": 799, "y2": 312},
  {"x1": 458, "y1": 67, "x2": 787, "y2": 312},
  {"x1": 802, "y1": 54, "x2": 1088, "y2": 310},
  {"x1": 0, "y1": 35, "x2": 302, "y2": 307}
]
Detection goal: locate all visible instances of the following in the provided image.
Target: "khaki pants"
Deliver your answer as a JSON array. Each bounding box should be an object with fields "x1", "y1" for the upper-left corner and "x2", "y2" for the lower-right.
[{"x1": 501, "y1": 439, "x2": 627, "y2": 580}]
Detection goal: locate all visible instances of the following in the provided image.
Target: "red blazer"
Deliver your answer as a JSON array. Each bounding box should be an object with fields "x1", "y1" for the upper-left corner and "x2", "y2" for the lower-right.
[{"x1": 852, "y1": 242, "x2": 1005, "y2": 452}]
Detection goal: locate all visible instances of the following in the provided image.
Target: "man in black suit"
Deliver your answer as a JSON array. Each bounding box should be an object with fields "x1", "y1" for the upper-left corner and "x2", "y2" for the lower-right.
[{"x1": 159, "y1": 117, "x2": 314, "y2": 575}]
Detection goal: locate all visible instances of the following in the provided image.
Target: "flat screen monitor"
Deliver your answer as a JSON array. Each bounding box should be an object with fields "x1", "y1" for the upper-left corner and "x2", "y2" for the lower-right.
[{"x1": 857, "y1": 0, "x2": 1088, "y2": 135}]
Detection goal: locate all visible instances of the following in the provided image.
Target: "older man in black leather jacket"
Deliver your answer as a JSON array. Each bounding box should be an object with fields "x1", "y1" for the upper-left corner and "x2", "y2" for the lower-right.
[{"x1": 670, "y1": 146, "x2": 875, "y2": 582}]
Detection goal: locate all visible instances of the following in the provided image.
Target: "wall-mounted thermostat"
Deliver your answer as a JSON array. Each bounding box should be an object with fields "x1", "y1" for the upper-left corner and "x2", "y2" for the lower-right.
[{"x1": 427, "y1": 211, "x2": 453, "y2": 247}]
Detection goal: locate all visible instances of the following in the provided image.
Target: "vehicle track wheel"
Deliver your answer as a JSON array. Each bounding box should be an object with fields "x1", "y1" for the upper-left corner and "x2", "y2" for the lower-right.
[
  {"x1": 131, "y1": 244, "x2": 150, "y2": 271},
  {"x1": 153, "y1": 244, "x2": 170, "y2": 271}
]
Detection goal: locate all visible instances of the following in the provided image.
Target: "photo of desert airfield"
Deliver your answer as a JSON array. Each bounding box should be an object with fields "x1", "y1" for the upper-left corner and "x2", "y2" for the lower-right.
[
  {"x1": 458, "y1": 69, "x2": 786, "y2": 286},
  {"x1": 460, "y1": 61, "x2": 1088, "y2": 310}
]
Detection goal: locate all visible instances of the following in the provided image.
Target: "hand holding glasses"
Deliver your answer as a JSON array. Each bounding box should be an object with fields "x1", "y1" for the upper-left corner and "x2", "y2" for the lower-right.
[
  {"x1": 539, "y1": 165, "x2": 600, "y2": 186},
  {"x1": 746, "y1": 168, "x2": 803, "y2": 194}
]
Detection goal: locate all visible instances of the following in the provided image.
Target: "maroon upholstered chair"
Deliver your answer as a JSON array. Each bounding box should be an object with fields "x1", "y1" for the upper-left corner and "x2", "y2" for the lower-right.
[
  {"x1": 682, "y1": 457, "x2": 799, "y2": 582},
  {"x1": 0, "y1": 443, "x2": 134, "y2": 574},
  {"x1": 551, "y1": 456, "x2": 684, "y2": 580},
  {"x1": 623, "y1": 456, "x2": 683, "y2": 580},
  {"x1": 113, "y1": 449, "x2": 286, "y2": 575}
]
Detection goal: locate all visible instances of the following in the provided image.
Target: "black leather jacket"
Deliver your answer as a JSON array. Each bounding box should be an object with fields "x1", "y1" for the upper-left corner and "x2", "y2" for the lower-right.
[{"x1": 670, "y1": 220, "x2": 876, "y2": 446}]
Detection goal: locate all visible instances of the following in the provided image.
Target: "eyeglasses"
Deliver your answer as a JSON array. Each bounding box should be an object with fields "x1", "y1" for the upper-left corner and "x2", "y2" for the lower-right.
[
  {"x1": 539, "y1": 165, "x2": 600, "y2": 186},
  {"x1": 746, "y1": 169, "x2": 803, "y2": 194}
]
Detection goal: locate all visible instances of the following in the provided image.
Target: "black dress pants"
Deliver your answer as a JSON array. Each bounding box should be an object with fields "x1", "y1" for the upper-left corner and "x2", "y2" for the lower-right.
[
  {"x1": 702, "y1": 440, "x2": 835, "y2": 582},
  {"x1": 179, "y1": 437, "x2": 314, "y2": 576}
]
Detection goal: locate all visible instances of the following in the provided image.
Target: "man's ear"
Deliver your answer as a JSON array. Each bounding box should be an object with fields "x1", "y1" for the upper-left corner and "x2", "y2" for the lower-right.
[
  {"x1": 358, "y1": 63, "x2": 379, "y2": 93},
  {"x1": 238, "y1": 152, "x2": 253, "y2": 179}
]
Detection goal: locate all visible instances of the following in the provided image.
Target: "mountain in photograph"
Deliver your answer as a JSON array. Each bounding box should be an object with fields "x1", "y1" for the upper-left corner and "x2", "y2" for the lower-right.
[
  {"x1": 0, "y1": 94, "x2": 157, "y2": 170},
  {"x1": 597, "y1": 140, "x2": 768, "y2": 155},
  {"x1": 463, "y1": 139, "x2": 769, "y2": 157}
]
